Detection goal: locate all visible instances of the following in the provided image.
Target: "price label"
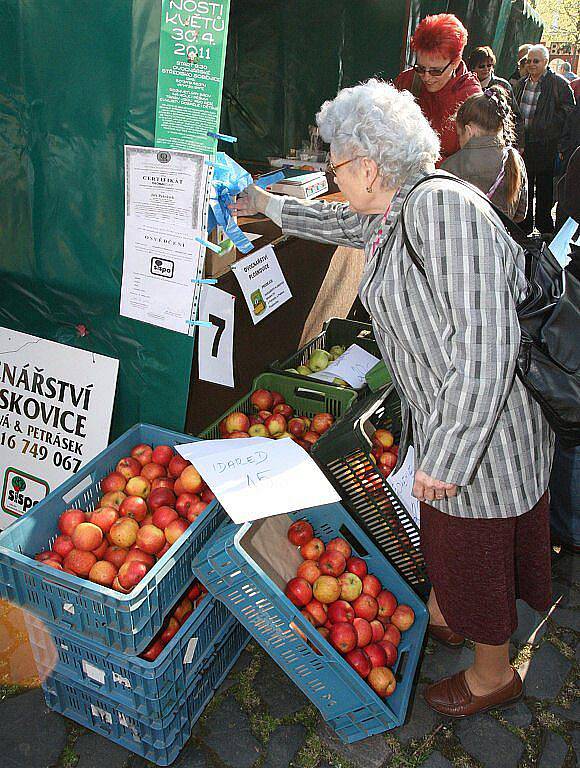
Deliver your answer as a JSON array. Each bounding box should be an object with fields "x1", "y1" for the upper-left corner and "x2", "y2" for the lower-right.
[{"x1": 197, "y1": 285, "x2": 235, "y2": 388}]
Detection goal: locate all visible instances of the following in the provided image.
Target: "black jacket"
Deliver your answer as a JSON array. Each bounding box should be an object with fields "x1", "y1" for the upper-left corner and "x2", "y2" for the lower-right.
[{"x1": 515, "y1": 69, "x2": 575, "y2": 147}]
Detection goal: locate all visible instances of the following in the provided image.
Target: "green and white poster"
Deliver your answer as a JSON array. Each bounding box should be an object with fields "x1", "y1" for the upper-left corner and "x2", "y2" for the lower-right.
[{"x1": 155, "y1": 0, "x2": 231, "y2": 154}]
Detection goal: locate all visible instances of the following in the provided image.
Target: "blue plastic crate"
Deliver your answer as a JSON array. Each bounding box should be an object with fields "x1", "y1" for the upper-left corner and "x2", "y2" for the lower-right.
[
  {"x1": 192, "y1": 502, "x2": 428, "y2": 743},
  {"x1": 25, "y1": 587, "x2": 235, "y2": 719},
  {"x1": 41, "y1": 619, "x2": 248, "y2": 766},
  {"x1": 0, "y1": 424, "x2": 225, "y2": 654}
]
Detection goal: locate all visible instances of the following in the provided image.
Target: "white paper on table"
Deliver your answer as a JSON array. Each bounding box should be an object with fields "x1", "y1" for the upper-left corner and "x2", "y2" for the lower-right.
[
  {"x1": 197, "y1": 285, "x2": 235, "y2": 388},
  {"x1": 177, "y1": 438, "x2": 340, "y2": 524},
  {"x1": 231, "y1": 245, "x2": 292, "y2": 325},
  {"x1": 385, "y1": 446, "x2": 420, "y2": 527},
  {"x1": 548, "y1": 216, "x2": 578, "y2": 268},
  {"x1": 310, "y1": 344, "x2": 381, "y2": 389},
  {"x1": 120, "y1": 145, "x2": 211, "y2": 336},
  {"x1": 244, "y1": 233, "x2": 263, "y2": 242}
]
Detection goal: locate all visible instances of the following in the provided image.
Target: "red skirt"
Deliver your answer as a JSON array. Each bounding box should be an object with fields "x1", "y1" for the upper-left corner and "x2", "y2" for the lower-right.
[{"x1": 420, "y1": 492, "x2": 552, "y2": 645}]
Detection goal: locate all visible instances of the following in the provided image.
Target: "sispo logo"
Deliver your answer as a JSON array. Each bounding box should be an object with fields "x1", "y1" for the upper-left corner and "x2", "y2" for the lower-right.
[
  {"x1": 150, "y1": 257, "x2": 174, "y2": 278},
  {"x1": 2, "y1": 469, "x2": 49, "y2": 518}
]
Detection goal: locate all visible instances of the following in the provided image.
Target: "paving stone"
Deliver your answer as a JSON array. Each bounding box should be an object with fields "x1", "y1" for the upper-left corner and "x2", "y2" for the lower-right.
[
  {"x1": 317, "y1": 721, "x2": 392, "y2": 768},
  {"x1": 524, "y1": 642, "x2": 572, "y2": 700},
  {"x1": 551, "y1": 606, "x2": 580, "y2": 632},
  {"x1": 253, "y1": 656, "x2": 309, "y2": 717},
  {"x1": 1, "y1": 687, "x2": 67, "y2": 768},
  {"x1": 263, "y1": 724, "x2": 307, "y2": 768},
  {"x1": 74, "y1": 731, "x2": 133, "y2": 768},
  {"x1": 512, "y1": 600, "x2": 548, "y2": 645},
  {"x1": 216, "y1": 647, "x2": 254, "y2": 695},
  {"x1": 456, "y1": 714, "x2": 524, "y2": 768},
  {"x1": 538, "y1": 731, "x2": 569, "y2": 768},
  {"x1": 422, "y1": 752, "x2": 452, "y2": 768},
  {"x1": 419, "y1": 644, "x2": 474, "y2": 683},
  {"x1": 203, "y1": 696, "x2": 262, "y2": 768},
  {"x1": 550, "y1": 696, "x2": 580, "y2": 722},
  {"x1": 169, "y1": 739, "x2": 209, "y2": 768},
  {"x1": 502, "y1": 700, "x2": 533, "y2": 728},
  {"x1": 394, "y1": 685, "x2": 441, "y2": 743}
]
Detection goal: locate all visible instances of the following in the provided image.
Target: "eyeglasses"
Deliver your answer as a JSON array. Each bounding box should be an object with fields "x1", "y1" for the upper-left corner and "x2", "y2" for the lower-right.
[
  {"x1": 327, "y1": 156, "x2": 361, "y2": 175},
  {"x1": 413, "y1": 60, "x2": 453, "y2": 77},
  {"x1": 528, "y1": 58, "x2": 544, "y2": 64}
]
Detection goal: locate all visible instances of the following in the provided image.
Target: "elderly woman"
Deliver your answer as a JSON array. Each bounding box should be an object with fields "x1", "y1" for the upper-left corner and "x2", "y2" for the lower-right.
[
  {"x1": 233, "y1": 80, "x2": 554, "y2": 717},
  {"x1": 394, "y1": 14, "x2": 481, "y2": 163}
]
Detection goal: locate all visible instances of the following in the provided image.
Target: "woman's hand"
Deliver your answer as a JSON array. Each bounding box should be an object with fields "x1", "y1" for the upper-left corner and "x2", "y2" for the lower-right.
[
  {"x1": 413, "y1": 470, "x2": 457, "y2": 502},
  {"x1": 228, "y1": 184, "x2": 269, "y2": 217}
]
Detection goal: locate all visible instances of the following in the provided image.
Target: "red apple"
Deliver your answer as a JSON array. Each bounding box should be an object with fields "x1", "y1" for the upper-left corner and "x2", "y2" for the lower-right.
[
  {"x1": 108, "y1": 518, "x2": 139, "y2": 548},
  {"x1": 228, "y1": 431, "x2": 250, "y2": 438},
  {"x1": 104, "y1": 546, "x2": 128, "y2": 569},
  {"x1": 372, "y1": 429, "x2": 394, "y2": 449},
  {"x1": 141, "y1": 639, "x2": 165, "y2": 661},
  {"x1": 319, "y1": 550, "x2": 346, "y2": 577},
  {"x1": 249, "y1": 414, "x2": 264, "y2": 426},
  {"x1": 301, "y1": 610, "x2": 317, "y2": 627},
  {"x1": 297, "y1": 560, "x2": 321, "y2": 584},
  {"x1": 125, "y1": 476, "x2": 150, "y2": 499},
  {"x1": 168, "y1": 454, "x2": 190, "y2": 478},
  {"x1": 52, "y1": 534, "x2": 74, "y2": 559},
  {"x1": 302, "y1": 431, "x2": 320, "y2": 446},
  {"x1": 147, "y1": 487, "x2": 176, "y2": 511},
  {"x1": 346, "y1": 557, "x2": 367, "y2": 579},
  {"x1": 99, "y1": 491, "x2": 127, "y2": 510},
  {"x1": 329, "y1": 622, "x2": 357, "y2": 654},
  {"x1": 141, "y1": 462, "x2": 166, "y2": 482},
  {"x1": 201, "y1": 488, "x2": 215, "y2": 504},
  {"x1": 157, "y1": 542, "x2": 171, "y2": 558},
  {"x1": 287, "y1": 519, "x2": 314, "y2": 546},
  {"x1": 224, "y1": 412, "x2": 250, "y2": 434},
  {"x1": 125, "y1": 548, "x2": 155, "y2": 568},
  {"x1": 173, "y1": 477, "x2": 186, "y2": 496},
  {"x1": 352, "y1": 594, "x2": 378, "y2": 622},
  {"x1": 119, "y1": 496, "x2": 148, "y2": 523},
  {"x1": 353, "y1": 617, "x2": 373, "y2": 647},
  {"x1": 151, "y1": 477, "x2": 175, "y2": 492},
  {"x1": 339, "y1": 572, "x2": 363, "y2": 602},
  {"x1": 327, "y1": 600, "x2": 354, "y2": 624},
  {"x1": 377, "y1": 590, "x2": 398, "y2": 623},
  {"x1": 318, "y1": 626, "x2": 330, "y2": 640},
  {"x1": 270, "y1": 391, "x2": 285, "y2": 407},
  {"x1": 176, "y1": 493, "x2": 200, "y2": 518},
  {"x1": 264, "y1": 413, "x2": 286, "y2": 436},
  {"x1": 258, "y1": 410, "x2": 272, "y2": 422},
  {"x1": 64, "y1": 549, "x2": 97, "y2": 577},
  {"x1": 390, "y1": 605, "x2": 415, "y2": 631},
  {"x1": 35, "y1": 550, "x2": 60, "y2": 563},
  {"x1": 116, "y1": 457, "x2": 142, "y2": 480},
  {"x1": 362, "y1": 574, "x2": 382, "y2": 598},
  {"x1": 152, "y1": 506, "x2": 178, "y2": 529},
  {"x1": 89, "y1": 560, "x2": 117, "y2": 587},
  {"x1": 112, "y1": 576, "x2": 130, "y2": 594},
  {"x1": 383, "y1": 624, "x2": 401, "y2": 647},
  {"x1": 43, "y1": 559, "x2": 64, "y2": 571},
  {"x1": 130, "y1": 443, "x2": 153, "y2": 466},
  {"x1": 174, "y1": 597, "x2": 193, "y2": 624},
  {"x1": 100, "y1": 472, "x2": 127, "y2": 494},
  {"x1": 312, "y1": 576, "x2": 341, "y2": 604},
  {"x1": 326, "y1": 537, "x2": 352, "y2": 560},
  {"x1": 180, "y1": 466, "x2": 204, "y2": 494},
  {"x1": 379, "y1": 639, "x2": 398, "y2": 667},
  {"x1": 165, "y1": 518, "x2": 189, "y2": 545},
  {"x1": 370, "y1": 619, "x2": 385, "y2": 643},
  {"x1": 248, "y1": 424, "x2": 269, "y2": 438},
  {"x1": 365, "y1": 642, "x2": 388, "y2": 668},
  {"x1": 187, "y1": 582, "x2": 202, "y2": 602},
  {"x1": 368, "y1": 666, "x2": 396, "y2": 697},
  {"x1": 186, "y1": 500, "x2": 208, "y2": 523},
  {"x1": 136, "y1": 525, "x2": 166, "y2": 555},
  {"x1": 118, "y1": 560, "x2": 150, "y2": 590},
  {"x1": 304, "y1": 599, "x2": 327, "y2": 626},
  {"x1": 90, "y1": 507, "x2": 118, "y2": 534},
  {"x1": 284, "y1": 577, "x2": 312, "y2": 607},
  {"x1": 250, "y1": 389, "x2": 274, "y2": 412},
  {"x1": 379, "y1": 452, "x2": 397, "y2": 471},
  {"x1": 58, "y1": 509, "x2": 86, "y2": 537},
  {"x1": 311, "y1": 413, "x2": 334, "y2": 435},
  {"x1": 273, "y1": 403, "x2": 294, "y2": 419},
  {"x1": 345, "y1": 648, "x2": 372, "y2": 678},
  {"x1": 300, "y1": 538, "x2": 325, "y2": 561},
  {"x1": 151, "y1": 445, "x2": 174, "y2": 467},
  {"x1": 288, "y1": 418, "x2": 306, "y2": 437},
  {"x1": 160, "y1": 617, "x2": 181, "y2": 645},
  {"x1": 72, "y1": 522, "x2": 103, "y2": 552},
  {"x1": 92, "y1": 539, "x2": 109, "y2": 560}
]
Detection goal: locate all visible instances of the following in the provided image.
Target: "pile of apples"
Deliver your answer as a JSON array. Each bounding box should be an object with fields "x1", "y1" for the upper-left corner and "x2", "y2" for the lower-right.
[
  {"x1": 283, "y1": 519, "x2": 415, "y2": 699},
  {"x1": 218, "y1": 388, "x2": 335, "y2": 451},
  {"x1": 34, "y1": 443, "x2": 214, "y2": 593},
  {"x1": 285, "y1": 344, "x2": 349, "y2": 387},
  {"x1": 140, "y1": 578, "x2": 208, "y2": 661},
  {"x1": 370, "y1": 429, "x2": 399, "y2": 479}
]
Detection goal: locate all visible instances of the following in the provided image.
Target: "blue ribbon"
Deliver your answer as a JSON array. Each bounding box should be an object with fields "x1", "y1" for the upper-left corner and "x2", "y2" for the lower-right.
[{"x1": 206, "y1": 152, "x2": 255, "y2": 254}]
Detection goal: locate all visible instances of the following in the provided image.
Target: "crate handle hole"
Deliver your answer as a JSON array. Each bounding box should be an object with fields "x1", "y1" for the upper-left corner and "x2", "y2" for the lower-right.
[{"x1": 395, "y1": 650, "x2": 409, "y2": 682}]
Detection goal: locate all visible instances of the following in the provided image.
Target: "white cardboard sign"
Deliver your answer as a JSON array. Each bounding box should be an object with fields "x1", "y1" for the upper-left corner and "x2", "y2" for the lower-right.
[
  {"x1": 0, "y1": 328, "x2": 119, "y2": 530},
  {"x1": 197, "y1": 285, "x2": 235, "y2": 388},
  {"x1": 385, "y1": 446, "x2": 420, "y2": 527},
  {"x1": 311, "y1": 344, "x2": 380, "y2": 389},
  {"x1": 231, "y1": 245, "x2": 292, "y2": 324},
  {"x1": 177, "y1": 438, "x2": 340, "y2": 524}
]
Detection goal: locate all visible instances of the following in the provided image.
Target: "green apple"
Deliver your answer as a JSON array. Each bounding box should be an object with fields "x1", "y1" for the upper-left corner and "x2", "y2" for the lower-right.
[
  {"x1": 308, "y1": 349, "x2": 331, "y2": 372},
  {"x1": 296, "y1": 365, "x2": 313, "y2": 375}
]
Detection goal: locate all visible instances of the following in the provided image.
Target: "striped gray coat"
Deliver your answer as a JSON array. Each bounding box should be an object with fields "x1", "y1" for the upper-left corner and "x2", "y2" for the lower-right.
[{"x1": 280, "y1": 170, "x2": 553, "y2": 519}]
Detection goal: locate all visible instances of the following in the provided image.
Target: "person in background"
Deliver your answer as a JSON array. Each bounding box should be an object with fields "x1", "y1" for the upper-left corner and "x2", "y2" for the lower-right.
[
  {"x1": 509, "y1": 44, "x2": 532, "y2": 89},
  {"x1": 394, "y1": 13, "x2": 481, "y2": 164},
  {"x1": 559, "y1": 61, "x2": 577, "y2": 83},
  {"x1": 514, "y1": 44, "x2": 575, "y2": 235},
  {"x1": 442, "y1": 87, "x2": 527, "y2": 222},
  {"x1": 467, "y1": 45, "x2": 523, "y2": 144},
  {"x1": 233, "y1": 79, "x2": 554, "y2": 719}
]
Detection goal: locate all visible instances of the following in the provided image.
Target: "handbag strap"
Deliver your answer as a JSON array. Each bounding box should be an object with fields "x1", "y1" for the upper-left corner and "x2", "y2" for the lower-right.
[{"x1": 400, "y1": 172, "x2": 530, "y2": 275}]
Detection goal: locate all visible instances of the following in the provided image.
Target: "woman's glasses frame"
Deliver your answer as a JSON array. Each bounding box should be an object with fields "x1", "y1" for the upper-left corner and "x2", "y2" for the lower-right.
[{"x1": 412, "y1": 59, "x2": 453, "y2": 78}]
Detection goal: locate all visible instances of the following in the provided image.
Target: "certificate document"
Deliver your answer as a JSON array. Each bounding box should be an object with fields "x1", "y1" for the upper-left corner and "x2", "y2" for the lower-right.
[{"x1": 120, "y1": 145, "x2": 211, "y2": 335}]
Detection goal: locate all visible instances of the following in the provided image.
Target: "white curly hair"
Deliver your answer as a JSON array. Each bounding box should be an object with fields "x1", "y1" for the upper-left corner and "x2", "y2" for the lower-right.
[{"x1": 316, "y1": 79, "x2": 440, "y2": 189}]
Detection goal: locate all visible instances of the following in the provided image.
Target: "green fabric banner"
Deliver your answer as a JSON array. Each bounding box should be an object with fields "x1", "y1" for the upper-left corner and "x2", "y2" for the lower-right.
[{"x1": 155, "y1": 0, "x2": 231, "y2": 154}]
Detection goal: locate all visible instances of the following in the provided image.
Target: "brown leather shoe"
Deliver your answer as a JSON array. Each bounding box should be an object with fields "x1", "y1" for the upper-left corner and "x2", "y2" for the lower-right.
[
  {"x1": 428, "y1": 623, "x2": 465, "y2": 648},
  {"x1": 424, "y1": 669, "x2": 523, "y2": 718}
]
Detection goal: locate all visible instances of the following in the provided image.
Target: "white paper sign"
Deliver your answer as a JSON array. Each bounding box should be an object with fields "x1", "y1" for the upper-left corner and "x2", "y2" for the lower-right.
[
  {"x1": 177, "y1": 438, "x2": 340, "y2": 524},
  {"x1": 0, "y1": 328, "x2": 119, "y2": 530},
  {"x1": 198, "y1": 285, "x2": 235, "y2": 388},
  {"x1": 231, "y1": 245, "x2": 292, "y2": 324},
  {"x1": 311, "y1": 344, "x2": 380, "y2": 389},
  {"x1": 385, "y1": 446, "x2": 420, "y2": 527},
  {"x1": 120, "y1": 146, "x2": 211, "y2": 335}
]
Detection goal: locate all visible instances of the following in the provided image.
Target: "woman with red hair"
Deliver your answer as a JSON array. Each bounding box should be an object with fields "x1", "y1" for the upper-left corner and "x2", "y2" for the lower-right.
[{"x1": 395, "y1": 14, "x2": 481, "y2": 163}]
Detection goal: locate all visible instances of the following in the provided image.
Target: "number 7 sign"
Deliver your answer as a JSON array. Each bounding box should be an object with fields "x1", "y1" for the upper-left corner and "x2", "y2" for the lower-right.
[{"x1": 197, "y1": 285, "x2": 235, "y2": 388}]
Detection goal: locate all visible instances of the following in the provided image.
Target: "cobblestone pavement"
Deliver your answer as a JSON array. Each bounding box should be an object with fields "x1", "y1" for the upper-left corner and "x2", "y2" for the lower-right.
[{"x1": 1, "y1": 551, "x2": 577, "y2": 768}]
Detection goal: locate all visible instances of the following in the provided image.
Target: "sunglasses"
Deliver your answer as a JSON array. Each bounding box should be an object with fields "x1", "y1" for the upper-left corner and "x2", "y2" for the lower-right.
[
  {"x1": 327, "y1": 156, "x2": 361, "y2": 175},
  {"x1": 528, "y1": 58, "x2": 544, "y2": 64},
  {"x1": 413, "y1": 60, "x2": 453, "y2": 77}
]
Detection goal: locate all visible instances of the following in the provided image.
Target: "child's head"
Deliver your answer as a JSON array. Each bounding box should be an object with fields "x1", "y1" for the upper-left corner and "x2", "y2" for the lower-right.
[{"x1": 455, "y1": 86, "x2": 514, "y2": 148}]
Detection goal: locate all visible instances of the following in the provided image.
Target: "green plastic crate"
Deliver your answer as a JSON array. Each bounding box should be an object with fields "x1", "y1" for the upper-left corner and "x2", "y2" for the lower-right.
[
  {"x1": 311, "y1": 385, "x2": 427, "y2": 592},
  {"x1": 199, "y1": 372, "x2": 357, "y2": 439},
  {"x1": 270, "y1": 318, "x2": 381, "y2": 394}
]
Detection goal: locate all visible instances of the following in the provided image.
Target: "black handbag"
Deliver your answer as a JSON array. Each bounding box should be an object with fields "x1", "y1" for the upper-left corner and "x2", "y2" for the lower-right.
[{"x1": 401, "y1": 174, "x2": 580, "y2": 445}]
